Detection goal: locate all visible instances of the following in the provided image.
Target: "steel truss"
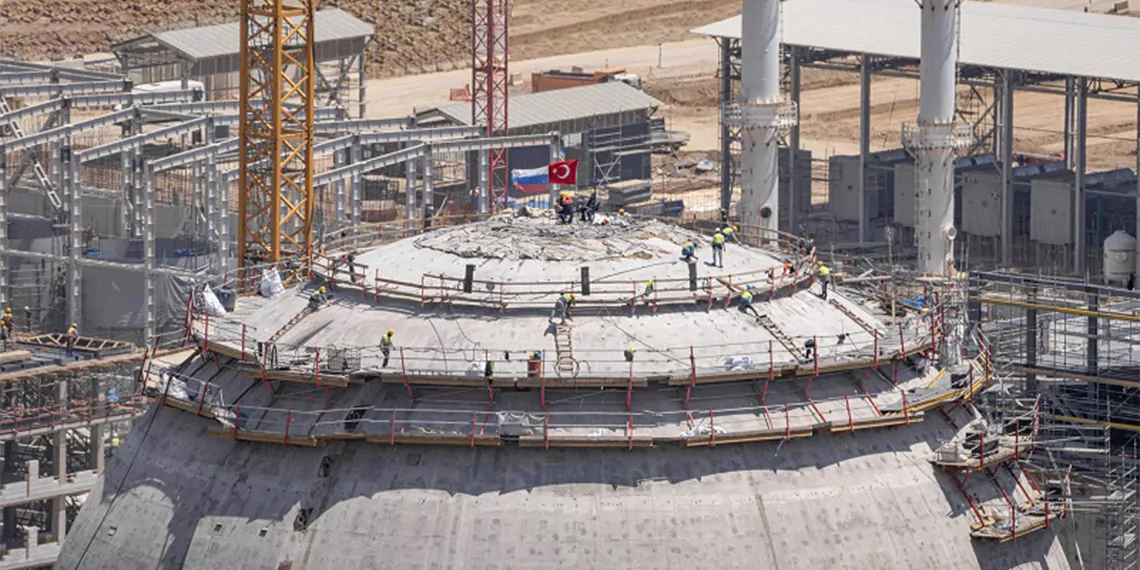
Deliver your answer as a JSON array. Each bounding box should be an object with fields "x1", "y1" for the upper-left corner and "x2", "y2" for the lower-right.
[
  {"x1": 472, "y1": 0, "x2": 509, "y2": 212},
  {"x1": 238, "y1": 0, "x2": 317, "y2": 269}
]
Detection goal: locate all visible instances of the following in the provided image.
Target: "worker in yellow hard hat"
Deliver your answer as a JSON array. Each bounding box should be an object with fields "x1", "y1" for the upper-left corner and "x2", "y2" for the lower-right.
[
  {"x1": 551, "y1": 292, "x2": 576, "y2": 323},
  {"x1": 1, "y1": 308, "x2": 13, "y2": 349},
  {"x1": 618, "y1": 208, "x2": 628, "y2": 217},
  {"x1": 66, "y1": 322, "x2": 79, "y2": 356},
  {"x1": 585, "y1": 189, "x2": 600, "y2": 222},
  {"x1": 722, "y1": 225, "x2": 740, "y2": 244},
  {"x1": 817, "y1": 262, "x2": 832, "y2": 300},
  {"x1": 380, "y1": 329, "x2": 394, "y2": 368},
  {"x1": 309, "y1": 286, "x2": 329, "y2": 310}
]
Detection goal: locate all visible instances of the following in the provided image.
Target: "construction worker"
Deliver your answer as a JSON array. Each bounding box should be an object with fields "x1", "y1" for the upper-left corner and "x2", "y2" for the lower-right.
[
  {"x1": 484, "y1": 358, "x2": 494, "y2": 386},
  {"x1": 558, "y1": 193, "x2": 575, "y2": 224},
  {"x1": 550, "y1": 293, "x2": 575, "y2": 323},
  {"x1": 527, "y1": 352, "x2": 542, "y2": 379},
  {"x1": 719, "y1": 208, "x2": 729, "y2": 224},
  {"x1": 624, "y1": 347, "x2": 636, "y2": 362},
  {"x1": 723, "y1": 225, "x2": 740, "y2": 244},
  {"x1": 803, "y1": 338, "x2": 816, "y2": 362},
  {"x1": 817, "y1": 262, "x2": 831, "y2": 300},
  {"x1": 617, "y1": 208, "x2": 629, "y2": 217},
  {"x1": 680, "y1": 241, "x2": 697, "y2": 263},
  {"x1": 586, "y1": 189, "x2": 599, "y2": 222},
  {"x1": 1, "y1": 308, "x2": 12, "y2": 351},
  {"x1": 711, "y1": 230, "x2": 725, "y2": 268},
  {"x1": 738, "y1": 288, "x2": 760, "y2": 318},
  {"x1": 66, "y1": 322, "x2": 78, "y2": 356},
  {"x1": 308, "y1": 286, "x2": 328, "y2": 310},
  {"x1": 642, "y1": 279, "x2": 655, "y2": 301},
  {"x1": 380, "y1": 329, "x2": 394, "y2": 368}
]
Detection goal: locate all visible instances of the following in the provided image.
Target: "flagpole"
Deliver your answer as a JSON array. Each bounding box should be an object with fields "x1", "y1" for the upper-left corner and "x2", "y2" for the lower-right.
[{"x1": 548, "y1": 133, "x2": 560, "y2": 210}]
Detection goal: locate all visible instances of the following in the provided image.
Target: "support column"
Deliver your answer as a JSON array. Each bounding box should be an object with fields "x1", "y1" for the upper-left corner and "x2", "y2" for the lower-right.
[
  {"x1": 1135, "y1": 88, "x2": 1140, "y2": 279},
  {"x1": 1, "y1": 440, "x2": 15, "y2": 541},
  {"x1": 1087, "y1": 288, "x2": 1099, "y2": 374},
  {"x1": 719, "y1": 38, "x2": 734, "y2": 214},
  {"x1": 549, "y1": 135, "x2": 560, "y2": 208},
  {"x1": 349, "y1": 137, "x2": 362, "y2": 226},
  {"x1": 737, "y1": 0, "x2": 796, "y2": 234},
  {"x1": 333, "y1": 149, "x2": 347, "y2": 228},
  {"x1": 999, "y1": 72, "x2": 1014, "y2": 265},
  {"x1": 405, "y1": 150, "x2": 417, "y2": 231},
  {"x1": 89, "y1": 376, "x2": 105, "y2": 474},
  {"x1": 66, "y1": 146, "x2": 81, "y2": 328},
  {"x1": 903, "y1": 0, "x2": 968, "y2": 278},
  {"x1": 421, "y1": 146, "x2": 434, "y2": 228},
  {"x1": 357, "y1": 49, "x2": 367, "y2": 118},
  {"x1": 0, "y1": 146, "x2": 7, "y2": 310},
  {"x1": 1064, "y1": 77, "x2": 1075, "y2": 170},
  {"x1": 788, "y1": 46, "x2": 802, "y2": 232},
  {"x1": 143, "y1": 160, "x2": 156, "y2": 346},
  {"x1": 478, "y1": 149, "x2": 490, "y2": 214},
  {"x1": 51, "y1": 378, "x2": 67, "y2": 541},
  {"x1": 1026, "y1": 285, "x2": 1038, "y2": 393},
  {"x1": 202, "y1": 119, "x2": 218, "y2": 276},
  {"x1": 1074, "y1": 78, "x2": 1088, "y2": 274},
  {"x1": 858, "y1": 54, "x2": 872, "y2": 244}
]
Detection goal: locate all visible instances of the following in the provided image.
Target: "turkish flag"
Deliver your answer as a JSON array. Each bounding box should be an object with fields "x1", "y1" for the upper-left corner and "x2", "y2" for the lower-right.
[{"x1": 548, "y1": 159, "x2": 579, "y2": 185}]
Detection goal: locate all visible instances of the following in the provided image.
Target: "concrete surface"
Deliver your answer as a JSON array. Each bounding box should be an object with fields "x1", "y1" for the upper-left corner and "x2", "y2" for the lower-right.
[{"x1": 55, "y1": 405, "x2": 1076, "y2": 570}]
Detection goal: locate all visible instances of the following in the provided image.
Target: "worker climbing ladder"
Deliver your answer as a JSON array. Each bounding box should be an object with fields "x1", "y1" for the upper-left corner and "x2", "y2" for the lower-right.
[{"x1": 552, "y1": 323, "x2": 578, "y2": 377}]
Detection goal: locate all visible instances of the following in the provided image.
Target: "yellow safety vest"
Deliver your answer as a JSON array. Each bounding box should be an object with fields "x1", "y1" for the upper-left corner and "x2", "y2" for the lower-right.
[
  {"x1": 713, "y1": 233, "x2": 725, "y2": 245},
  {"x1": 741, "y1": 291, "x2": 753, "y2": 302},
  {"x1": 111, "y1": 437, "x2": 120, "y2": 447},
  {"x1": 723, "y1": 227, "x2": 734, "y2": 236},
  {"x1": 818, "y1": 266, "x2": 831, "y2": 277}
]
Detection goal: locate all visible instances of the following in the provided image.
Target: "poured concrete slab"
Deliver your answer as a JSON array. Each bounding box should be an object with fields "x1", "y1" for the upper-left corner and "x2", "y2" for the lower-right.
[{"x1": 56, "y1": 405, "x2": 1076, "y2": 570}]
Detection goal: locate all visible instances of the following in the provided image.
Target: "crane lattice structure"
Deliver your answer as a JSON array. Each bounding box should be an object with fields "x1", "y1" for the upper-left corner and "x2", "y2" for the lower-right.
[
  {"x1": 238, "y1": 0, "x2": 317, "y2": 269},
  {"x1": 472, "y1": 0, "x2": 510, "y2": 212}
]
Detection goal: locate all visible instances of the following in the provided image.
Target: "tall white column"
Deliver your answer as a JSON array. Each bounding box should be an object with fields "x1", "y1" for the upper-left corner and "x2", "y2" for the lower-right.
[
  {"x1": 737, "y1": 0, "x2": 797, "y2": 235},
  {"x1": 904, "y1": 0, "x2": 970, "y2": 277}
]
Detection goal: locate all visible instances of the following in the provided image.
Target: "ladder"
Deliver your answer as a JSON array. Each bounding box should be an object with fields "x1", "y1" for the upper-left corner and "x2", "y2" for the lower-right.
[
  {"x1": 267, "y1": 306, "x2": 315, "y2": 346},
  {"x1": 553, "y1": 323, "x2": 577, "y2": 376},
  {"x1": 755, "y1": 314, "x2": 805, "y2": 361},
  {"x1": 0, "y1": 96, "x2": 64, "y2": 210}
]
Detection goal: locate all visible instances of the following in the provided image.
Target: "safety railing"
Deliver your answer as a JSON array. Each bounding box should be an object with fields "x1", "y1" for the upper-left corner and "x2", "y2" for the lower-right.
[{"x1": 187, "y1": 308, "x2": 942, "y2": 387}]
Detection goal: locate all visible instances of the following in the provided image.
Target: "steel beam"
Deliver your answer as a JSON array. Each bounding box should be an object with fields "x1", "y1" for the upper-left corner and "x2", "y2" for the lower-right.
[
  {"x1": 405, "y1": 147, "x2": 417, "y2": 230},
  {"x1": 150, "y1": 138, "x2": 241, "y2": 172},
  {"x1": 78, "y1": 117, "x2": 209, "y2": 163},
  {"x1": 1, "y1": 107, "x2": 136, "y2": 154},
  {"x1": 4, "y1": 248, "x2": 200, "y2": 278},
  {"x1": 0, "y1": 59, "x2": 122, "y2": 81},
  {"x1": 314, "y1": 144, "x2": 426, "y2": 187},
  {"x1": 719, "y1": 38, "x2": 734, "y2": 213},
  {"x1": 788, "y1": 46, "x2": 802, "y2": 232},
  {"x1": 0, "y1": 80, "x2": 131, "y2": 98},
  {"x1": 1000, "y1": 72, "x2": 1014, "y2": 265},
  {"x1": 858, "y1": 54, "x2": 871, "y2": 244},
  {"x1": 357, "y1": 125, "x2": 482, "y2": 145},
  {"x1": 314, "y1": 117, "x2": 415, "y2": 134},
  {"x1": 1074, "y1": 78, "x2": 1088, "y2": 274}
]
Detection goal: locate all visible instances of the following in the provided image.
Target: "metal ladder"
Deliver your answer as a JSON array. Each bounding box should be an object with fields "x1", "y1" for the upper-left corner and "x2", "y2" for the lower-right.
[
  {"x1": 755, "y1": 314, "x2": 805, "y2": 361},
  {"x1": 553, "y1": 323, "x2": 576, "y2": 376},
  {"x1": 0, "y1": 96, "x2": 64, "y2": 210}
]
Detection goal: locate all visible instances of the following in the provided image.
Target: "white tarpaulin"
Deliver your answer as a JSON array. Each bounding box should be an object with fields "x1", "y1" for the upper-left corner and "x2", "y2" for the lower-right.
[
  {"x1": 260, "y1": 268, "x2": 285, "y2": 298},
  {"x1": 200, "y1": 285, "x2": 226, "y2": 317}
]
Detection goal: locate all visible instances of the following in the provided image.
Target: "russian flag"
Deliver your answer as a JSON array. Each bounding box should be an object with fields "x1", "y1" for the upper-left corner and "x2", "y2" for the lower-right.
[{"x1": 511, "y1": 166, "x2": 549, "y2": 194}]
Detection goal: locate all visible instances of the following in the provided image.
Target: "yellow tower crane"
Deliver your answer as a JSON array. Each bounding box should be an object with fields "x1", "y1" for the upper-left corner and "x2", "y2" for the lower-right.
[{"x1": 238, "y1": 0, "x2": 316, "y2": 272}]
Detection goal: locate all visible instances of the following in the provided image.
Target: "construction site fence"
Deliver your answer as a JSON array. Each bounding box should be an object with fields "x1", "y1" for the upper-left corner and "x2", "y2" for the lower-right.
[
  {"x1": 0, "y1": 390, "x2": 150, "y2": 441},
  {"x1": 191, "y1": 307, "x2": 938, "y2": 382}
]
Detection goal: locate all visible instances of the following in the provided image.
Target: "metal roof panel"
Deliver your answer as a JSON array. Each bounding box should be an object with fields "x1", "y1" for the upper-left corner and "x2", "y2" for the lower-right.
[
  {"x1": 433, "y1": 82, "x2": 662, "y2": 130},
  {"x1": 691, "y1": 0, "x2": 1140, "y2": 82}
]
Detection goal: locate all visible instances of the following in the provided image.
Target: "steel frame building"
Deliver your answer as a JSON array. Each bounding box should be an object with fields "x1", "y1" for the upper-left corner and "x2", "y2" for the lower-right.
[
  {"x1": 693, "y1": 0, "x2": 1140, "y2": 275},
  {"x1": 112, "y1": 9, "x2": 372, "y2": 118},
  {"x1": 0, "y1": 54, "x2": 562, "y2": 568}
]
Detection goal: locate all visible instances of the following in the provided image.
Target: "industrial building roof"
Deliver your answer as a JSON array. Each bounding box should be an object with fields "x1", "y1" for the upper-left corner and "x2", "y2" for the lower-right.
[
  {"x1": 429, "y1": 82, "x2": 663, "y2": 131},
  {"x1": 691, "y1": 0, "x2": 1140, "y2": 82},
  {"x1": 115, "y1": 9, "x2": 374, "y2": 62}
]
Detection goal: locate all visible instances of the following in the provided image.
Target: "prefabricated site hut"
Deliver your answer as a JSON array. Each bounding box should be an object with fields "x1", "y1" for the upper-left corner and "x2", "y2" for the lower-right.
[
  {"x1": 111, "y1": 9, "x2": 373, "y2": 116},
  {"x1": 416, "y1": 81, "x2": 664, "y2": 188}
]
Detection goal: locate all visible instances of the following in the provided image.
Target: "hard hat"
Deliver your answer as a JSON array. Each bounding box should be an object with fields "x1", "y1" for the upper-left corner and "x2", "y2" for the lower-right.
[
  {"x1": 570, "y1": 294, "x2": 577, "y2": 300},
  {"x1": 590, "y1": 189, "x2": 597, "y2": 194},
  {"x1": 387, "y1": 329, "x2": 394, "y2": 336},
  {"x1": 629, "y1": 348, "x2": 637, "y2": 353},
  {"x1": 71, "y1": 322, "x2": 77, "y2": 327},
  {"x1": 618, "y1": 208, "x2": 626, "y2": 214},
  {"x1": 733, "y1": 225, "x2": 739, "y2": 231},
  {"x1": 319, "y1": 286, "x2": 326, "y2": 292},
  {"x1": 4, "y1": 307, "x2": 10, "y2": 313}
]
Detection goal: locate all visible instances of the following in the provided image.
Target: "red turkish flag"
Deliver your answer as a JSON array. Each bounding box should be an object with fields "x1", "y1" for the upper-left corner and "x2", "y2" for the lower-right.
[{"x1": 548, "y1": 159, "x2": 579, "y2": 185}]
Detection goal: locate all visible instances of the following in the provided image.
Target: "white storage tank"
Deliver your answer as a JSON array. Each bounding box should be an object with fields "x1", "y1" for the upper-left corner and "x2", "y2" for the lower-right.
[{"x1": 1104, "y1": 230, "x2": 1136, "y2": 285}]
